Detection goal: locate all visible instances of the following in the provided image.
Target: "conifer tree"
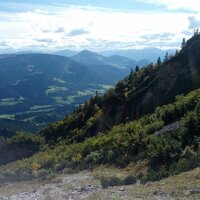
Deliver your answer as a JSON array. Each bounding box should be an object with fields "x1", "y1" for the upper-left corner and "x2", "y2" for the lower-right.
[
  {"x1": 181, "y1": 38, "x2": 186, "y2": 49},
  {"x1": 164, "y1": 52, "x2": 169, "y2": 62},
  {"x1": 135, "y1": 65, "x2": 140, "y2": 72},
  {"x1": 157, "y1": 57, "x2": 161, "y2": 66}
]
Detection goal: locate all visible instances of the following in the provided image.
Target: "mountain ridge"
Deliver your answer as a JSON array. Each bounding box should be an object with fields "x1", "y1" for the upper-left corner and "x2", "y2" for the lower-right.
[
  {"x1": 40, "y1": 34, "x2": 200, "y2": 144},
  {"x1": 0, "y1": 52, "x2": 147, "y2": 132},
  {"x1": 1, "y1": 34, "x2": 200, "y2": 190}
]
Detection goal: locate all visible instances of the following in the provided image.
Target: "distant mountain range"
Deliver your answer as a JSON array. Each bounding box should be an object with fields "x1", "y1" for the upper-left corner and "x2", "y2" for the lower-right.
[
  {"x1": 0, "y1": 51, "x2": 149, "y2": 132},
  {"x1": 53, "y1": 49, "x2": 78, "y2": 57},
  {"x1": 1, "y1": 47, "x2": 177, "y2": 63},
  {"x1": 99, "y1": 48, "x2": 177, "y2": 62},
  {"x1": 52, "y1": 48, "x2": 177, "y2": 63}
]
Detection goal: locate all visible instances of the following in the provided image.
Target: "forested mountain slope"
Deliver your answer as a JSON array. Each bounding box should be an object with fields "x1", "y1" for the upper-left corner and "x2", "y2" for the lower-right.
[
  {"x1": 41, "y1": 33, "x2": 200, "y2": 144},
  {"x1": 0, "y1": 53, "x2": 132, "y2": 132},
  {"x1": 1, "y1": 34, "x2": 200, "y2": 185}
]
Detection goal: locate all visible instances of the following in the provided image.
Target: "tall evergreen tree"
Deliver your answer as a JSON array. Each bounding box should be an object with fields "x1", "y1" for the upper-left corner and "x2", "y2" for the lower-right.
[
  {"x1": 181, "y1": 38, "x2": 186, "y2": 49},
  {"x1": 135, "y1": 65, "x2": 140, "y2": 72},
  {"x1": 164, "y1": 52, "x2": 169, "y2": 62},
  {"x1": 157, "y1": 57, "x2": 161, "y2": 66}
]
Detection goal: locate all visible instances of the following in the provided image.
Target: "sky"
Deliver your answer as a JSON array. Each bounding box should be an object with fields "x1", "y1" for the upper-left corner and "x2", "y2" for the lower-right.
[{"x1": 0, "y1": 0, "x2": 200, "y2": 52}]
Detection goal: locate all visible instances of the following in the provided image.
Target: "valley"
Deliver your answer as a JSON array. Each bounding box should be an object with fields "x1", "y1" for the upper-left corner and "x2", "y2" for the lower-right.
[{"x1": 0, "y1": 52, "x2": 148, "y2": 133}]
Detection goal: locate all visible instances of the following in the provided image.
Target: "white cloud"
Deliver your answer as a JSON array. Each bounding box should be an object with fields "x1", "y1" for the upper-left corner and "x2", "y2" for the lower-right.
[
  {"x1": 0, "y1": 4, "x2": 197, "y2": 51},
  {"x1": 55, "y1": 27, "x2": 65, "y2": 33},
  {"x1": 67, "y1": 28, "x2": 90, "y2": 36},
  {"x1": 188, "y1": 16, "x2": 200, "y2": 29}
]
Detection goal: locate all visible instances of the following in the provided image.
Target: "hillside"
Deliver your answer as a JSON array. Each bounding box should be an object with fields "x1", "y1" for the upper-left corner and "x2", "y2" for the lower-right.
[
  {"x1": 0, "y1": 53, "x2": 133, "y2": 132},
  {"x1": 0, "y1": 50, "x2": 151, "y2": 133},
  {"x1": 1, "y1": 34, "x2": 200, "y2": 186},
  {"x1": 108, "y1": 55, "x2": 150, "y2": 70},
  {"x1": 0, "y1": 54, "x2": 94, "y2": 132},
  {"x1": 1, "y1": 81, "x2": 200, "y2": 185},
  {"x1": 72, "y1": 50, "x2": 149, "y2": 82},
  {"x1": 38, "y1": 33, "x2": 200, "y2": 145},
  {"x1": 100, "y1": 48, "x2": 176, "y2": 62}
]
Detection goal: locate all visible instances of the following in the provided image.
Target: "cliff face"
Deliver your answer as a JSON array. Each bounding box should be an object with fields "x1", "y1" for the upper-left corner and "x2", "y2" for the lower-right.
[{"x1": 128, "y1": 35, "x2": 200, "y2": 119}]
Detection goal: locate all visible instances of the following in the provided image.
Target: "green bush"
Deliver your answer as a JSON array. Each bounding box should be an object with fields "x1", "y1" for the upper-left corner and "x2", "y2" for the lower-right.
[
  {"x1": 0, "y1": 174, "x2": 5, "y2": 185},
  {"x1": 38, "y1": 168, "x2": 49, "y2": 180},
  {"x1": 84, "y1": 151, "x2": 103, "y2": 164},
  {"x1": 100, "y1": 175, "x2": 136, "y2": 188},
  {"x1": 100, "y1": 176, "x2": 122, "y2": 188},
  {"x1": 146, "y1": 168, "x2": 169, "y2": 181},
  {"x1": 146, "y1": 134, "x2": 181, "y2": 168},
  {"x1": 123, "y1": 175, "x2": 136, "y2": 185},
  {"x1": 54, "y1": 161, "x2": 66, "y2": 172},
  {"x1": 100, "y1": 176, "x2": 110, "y2": 188},
  {"x1": 143, "y1": 120, "x2": 164, "y2": 134}
]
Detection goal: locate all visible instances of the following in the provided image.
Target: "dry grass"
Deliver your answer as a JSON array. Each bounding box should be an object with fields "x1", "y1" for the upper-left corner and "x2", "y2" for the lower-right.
[
  {"x1": 1, "y1": 166, "x2": 200, "y2": 200},
  {"x1": 87, "y1": 167, "x2": 200, "y2": 200},
  {"x1": 93, "y1": 160, "x2": 148, "y2": 180}
]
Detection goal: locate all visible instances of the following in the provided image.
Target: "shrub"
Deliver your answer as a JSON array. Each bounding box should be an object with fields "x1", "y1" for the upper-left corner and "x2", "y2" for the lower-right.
[
  {"x1": 38, "y1": 168, "x2": 49, "y2": 180},
  {"x1": 123, "y1": 175, "x2": 136, "y2": 185},
  {"x1": 146, "y1": 168, "x2": 169, "y2": 181},
  {"x1": 54, "y1": 161, "x2": 66, "y2": 172},
  {"x1": 143, "y1": 120, "x2": 164, "y2": 134},
  {"x1": 100, "y1": 176, "x2": 122, "y2": 188},
  {"x1": 100, "y1": 176, "x2": 110, "y2": 188},
  {"x1": 84, "y1": 151, "x2": 103, "y2": 164},
  {"x1": 100, "y1": 175, "x2": 136, "y2": 188},
  {"x1": 0, "y1": 174, "x2": 5, "y2": 185}
]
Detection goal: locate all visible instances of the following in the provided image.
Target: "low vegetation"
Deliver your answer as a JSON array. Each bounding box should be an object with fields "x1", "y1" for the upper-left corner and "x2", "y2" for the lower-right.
[
  {"x1": 1, "y1": 33, "x2": 200, "y2": 187},
  {"x1": 0, "y1": 88, "x2": 200, "y2": 184}
]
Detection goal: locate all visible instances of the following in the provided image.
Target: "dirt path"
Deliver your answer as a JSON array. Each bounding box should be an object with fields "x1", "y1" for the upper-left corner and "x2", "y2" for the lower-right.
[
  {"x1": 0, "y1": 172, "x2": 101, "y2": 200},
  {"x1": 1, "y1": 167, "x2": 200, "y2": 200}
]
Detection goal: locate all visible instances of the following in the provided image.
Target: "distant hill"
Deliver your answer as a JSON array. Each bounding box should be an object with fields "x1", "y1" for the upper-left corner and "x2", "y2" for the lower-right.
[
  {"x1": 52, "y1": 48, "x2": 175, "y2": 63},
  {"x1": 72, "y1": 50, "x2": 124, "y2": 68},
  {"x1": 72, "y1": 50, "x2": 149, "y2": 82},
  {"x1": 53, "y1": 49, "x2": 78, "y2": 57},
  {"x1": 0, "y1": 52, "x2": 147, "y2": 132},
  {"x1": 108, "y1": 55, "x2": 150, "y2": 70},
  {"x1": 99, "y1": 48, "x2": 176, "y2": 62},
  {"x1": 0, "y1": 53, "x2": 118, "y2": 132}
]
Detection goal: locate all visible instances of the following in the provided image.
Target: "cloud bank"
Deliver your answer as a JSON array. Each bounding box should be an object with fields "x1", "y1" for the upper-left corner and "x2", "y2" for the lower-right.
[{"x1": 0, "y1": 1, "x2": 199, "y2": 52}]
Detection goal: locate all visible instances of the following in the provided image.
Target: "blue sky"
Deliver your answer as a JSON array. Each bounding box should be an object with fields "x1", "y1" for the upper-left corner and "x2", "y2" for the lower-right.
[
  {"x1": 0, "y1": 0, "x2": 200, "y2": 52},
  {"x1": 0, "y1": 0, "x2": 164, "y2": 12}
]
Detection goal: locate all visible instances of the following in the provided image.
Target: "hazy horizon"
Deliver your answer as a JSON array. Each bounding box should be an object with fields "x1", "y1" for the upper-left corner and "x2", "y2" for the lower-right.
[{"x1": 0, "y1": 0, "x2": 199, "y2": 53}]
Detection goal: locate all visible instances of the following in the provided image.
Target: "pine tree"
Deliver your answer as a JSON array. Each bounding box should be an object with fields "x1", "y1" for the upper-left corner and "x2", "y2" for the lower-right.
[
  {"x1": 130, "y1": 68, "x2": 134, "y2": 76},
  {"x1": 164, "y1": 52, "x2": 169, "y2": 62},
  {"x1": 135, "y1": 65, "x2": 140, "y2": 72},
  {"x1": 181, "y1": 38, "x2": 186, "y2": 49},
  {"x1": 157, "y1": 57, "x2": 161, "y2": 66}
]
